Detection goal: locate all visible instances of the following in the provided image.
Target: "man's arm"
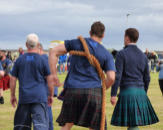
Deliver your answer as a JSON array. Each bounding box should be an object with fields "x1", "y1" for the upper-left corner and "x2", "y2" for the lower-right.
[
  {"x1": 49, "y1": 44, "x2": 67, "y2": 86},
  {"x1": 47, "y1": 75, "x2": 54, "y2": 96},
  {"x1": 110, "y1": 52, "x2": 124, "y2": 106},
  {"x1": 46, "y1": 75, "x2": 54, "y2": 106},
  {"x1": 105, "y1": 71, "x2": 115, "y2": 89},
  {"x1": 49, "y1": 44, "x2": 67, "y2": 74},
  {"x1": 143, "y1": 59, "x2": 150, "y2": 92},
  {"x1": 10, "y1": 76, "x2": 17, "y2": 108}
]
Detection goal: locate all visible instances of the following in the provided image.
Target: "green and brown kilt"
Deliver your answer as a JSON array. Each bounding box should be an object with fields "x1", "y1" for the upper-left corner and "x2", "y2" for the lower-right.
[
  {"x1": 111, "y1": 86, "x2": 159, "y2": 127},
  {"x1": 56, "y1": 87, "x2": 107, "y2": 130}
]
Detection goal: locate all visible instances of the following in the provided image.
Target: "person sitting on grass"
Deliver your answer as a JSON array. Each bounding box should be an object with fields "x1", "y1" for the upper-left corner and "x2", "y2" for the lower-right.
[
  {"x1": 110, "y1": 28, "x2": 159, "y2": 130},
  {"x1": 10, "y1": 33, "x2": 54, "y2": 130}
]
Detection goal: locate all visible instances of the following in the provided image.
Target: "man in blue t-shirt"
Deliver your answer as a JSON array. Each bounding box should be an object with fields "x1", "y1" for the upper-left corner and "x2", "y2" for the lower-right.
[
  {"x1": 38, "y1": 43, "x2": 54, "y2": 130},
  {"x1": 0, "y1": 50, "x2": 12, "y2": 104},
  {"x1": 10, "y1": 34, "x2": 54, "y2": 130},
  {"x1": 49, "y1": 21, "x2": 116, "y2": 130}
]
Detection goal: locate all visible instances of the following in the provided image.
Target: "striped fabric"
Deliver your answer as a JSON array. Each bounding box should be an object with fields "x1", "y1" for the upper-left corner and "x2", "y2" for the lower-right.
[
  {"x1": 56, "y1": 88, "x2": 107, "y2": 130},
  {"x1": 0, "y1": 75, "x2": 10, "y2": 90},
  {"x1": 111, "y1": 87, "x2": 159, "y2": 127}
]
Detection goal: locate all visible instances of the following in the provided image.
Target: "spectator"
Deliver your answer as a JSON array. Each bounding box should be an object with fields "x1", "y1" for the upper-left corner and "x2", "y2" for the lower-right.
[{"x1": 10, "y1": 33, "x2": 54, "y2": 130}]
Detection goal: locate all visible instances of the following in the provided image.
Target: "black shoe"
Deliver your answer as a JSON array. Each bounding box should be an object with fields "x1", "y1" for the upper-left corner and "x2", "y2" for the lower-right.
[
  {"x1": 53, "y1": 94, "x2": 58, "y2": 98},
  {"x1": 0, "y1": 97, "x2": 4, "y2": 104}
]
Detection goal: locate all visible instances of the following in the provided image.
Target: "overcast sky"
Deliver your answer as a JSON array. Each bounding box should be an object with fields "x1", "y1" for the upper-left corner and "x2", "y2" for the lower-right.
[{"x1": 0, "y1": 0, "x2": 162, "y2": 51}]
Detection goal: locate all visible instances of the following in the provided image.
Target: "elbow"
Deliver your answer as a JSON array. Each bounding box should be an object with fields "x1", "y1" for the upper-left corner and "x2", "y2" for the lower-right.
[
  {"x1": 49, "y1": 48, "x2": 55, "y2": 57},
  {"x1": 110, "y1": 76, "x2": 115, "y2": 86},
  {"x1": 49, "y1": 48, "x2": 59, "y2": 57},
  {"x1": 108, "y1": 74, "x2": 116, "y2": 87}
]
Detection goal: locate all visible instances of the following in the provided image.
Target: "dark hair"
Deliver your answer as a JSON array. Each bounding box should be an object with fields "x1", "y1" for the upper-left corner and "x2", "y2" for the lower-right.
[
  {"x1": 125, "y1": 28, "x2": 139, "y2": 43},
  {"x1": 0, "y1": 50, "x2": 6, "y2": 53},
  {"x1": 112, "y1": 49, "x2": 118, "y2": 58},
  {"x1": 90, "y1": 21, "x2": 105, "y2": 38}
]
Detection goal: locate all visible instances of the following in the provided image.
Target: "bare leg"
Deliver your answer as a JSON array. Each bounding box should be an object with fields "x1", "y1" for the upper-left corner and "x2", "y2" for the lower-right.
[
  {"x1": 0, "y1": 88, "x2": 3, "y2": 97},
  {"x1": 0, "y1": 88, "x2": 4, "y2": 104},
  {"x1": 61, "y1": 123, "x2": 74, "y2": 130}
]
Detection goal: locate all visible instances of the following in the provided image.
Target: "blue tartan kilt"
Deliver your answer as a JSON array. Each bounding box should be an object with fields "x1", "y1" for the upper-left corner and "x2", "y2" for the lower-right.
[{"x1": 111, "y1": 86, "x2": 159, "y2": 127}]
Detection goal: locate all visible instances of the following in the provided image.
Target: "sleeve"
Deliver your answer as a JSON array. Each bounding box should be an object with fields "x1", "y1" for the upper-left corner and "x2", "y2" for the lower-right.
[
  {"x1": 5, "y1": 59, "x2": 13, "y2": 74},
  {"x1": 103, "y1": 52, "x2": 116, "y2": 72},
  {"x1": 64, "y1": 39, "x2": 79, "y2": 52},
  {"x1": 111, "y1": 52, "x2": 124, "y2": 97},
  {"x1": 11, "y1": 60, "x2": 19, "y2": 78},
  {"x1": 0, "y1": 63, "x2": 3, "y2": 71},
  {"x1": 143, "y1": 58, "x2": 150, "y2": 92},
  {"x1": 42, "y1": 57, "x2": 51, "y2": 77}
]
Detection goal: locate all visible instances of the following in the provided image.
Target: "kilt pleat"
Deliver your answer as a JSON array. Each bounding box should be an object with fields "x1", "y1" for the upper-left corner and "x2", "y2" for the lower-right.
[
  {"x1": 56, "y1": 87, "x2": 107, "y2": 130},
  {"x1": 111, "y1": 87, "x2": 159, "y2": 127}
]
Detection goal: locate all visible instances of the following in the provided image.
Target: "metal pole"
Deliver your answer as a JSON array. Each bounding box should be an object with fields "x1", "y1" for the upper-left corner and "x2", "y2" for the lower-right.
[{"x1": 126, "y1": 14, "x2": 130, "y2": 27}]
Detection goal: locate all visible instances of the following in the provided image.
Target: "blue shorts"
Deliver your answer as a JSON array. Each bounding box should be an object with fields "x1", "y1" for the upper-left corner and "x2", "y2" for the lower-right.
[{"x1": 14, "y1": 103, "x2": 49, "y2": 130}]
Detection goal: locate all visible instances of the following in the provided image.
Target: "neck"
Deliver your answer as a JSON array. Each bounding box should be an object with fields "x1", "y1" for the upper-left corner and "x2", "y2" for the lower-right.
[
  {"x1": 27, "y1": 48, "x2": 38, "y2": 53},
  {"x1": 91, "y1": 36, "x2": 102, "y2": 43},
  {"x1": 125, "y1": 42, "x2": 136, "y2": 46}
]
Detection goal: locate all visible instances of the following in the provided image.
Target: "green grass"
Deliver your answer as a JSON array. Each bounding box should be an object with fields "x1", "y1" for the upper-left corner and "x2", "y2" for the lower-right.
[{"x1": 0, "y1": 73, "x2": 163, "y2": 130}]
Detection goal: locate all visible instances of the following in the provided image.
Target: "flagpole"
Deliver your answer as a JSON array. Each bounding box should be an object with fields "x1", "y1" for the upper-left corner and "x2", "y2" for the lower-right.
[{"x1": 126, "y1": 14, "x2": 130, "y2": 27}]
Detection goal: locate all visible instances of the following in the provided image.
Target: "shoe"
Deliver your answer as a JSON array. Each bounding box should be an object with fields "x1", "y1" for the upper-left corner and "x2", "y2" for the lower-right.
[
  {"x1": 0, "y1": 97, "x2": 4, "y2": 104},
  {"x1": 53, "y1": 94, "x2": 58, "y2": 98}
]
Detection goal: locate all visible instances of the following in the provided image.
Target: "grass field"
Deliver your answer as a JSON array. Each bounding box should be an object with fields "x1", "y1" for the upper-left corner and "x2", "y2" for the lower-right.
[{"x1": 0, "y1": 73, "x2": 163, "y2": 130}]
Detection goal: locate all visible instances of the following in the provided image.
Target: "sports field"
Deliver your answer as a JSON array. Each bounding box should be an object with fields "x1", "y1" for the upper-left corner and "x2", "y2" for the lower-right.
[{"x1": 0, "y1": 73, "x2": 162, "y2": 130}]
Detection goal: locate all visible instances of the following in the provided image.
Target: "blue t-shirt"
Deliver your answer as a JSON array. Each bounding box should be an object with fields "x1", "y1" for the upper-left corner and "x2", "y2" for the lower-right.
[
  {"x1": 157, "y1": 63, "x2": 163, "y2": 80},
  {"x1": 41, "y1": 54, "x2": 50, "y2": 95},
  {"x1": 0, "y1": 58, "x2": 12, "y2": 74},
  {"x1": 59, "y1": 54, "x2": 67, "y2": 64},
  {"x1": 0, "y1": 63, "x2": 3, "y2": 70},
  {"x1": 64, "y1": 38, "x2": 116, "y2": 88},
  {"x1": 11, "y1": 53, "x2": 51, "y2": 104}
]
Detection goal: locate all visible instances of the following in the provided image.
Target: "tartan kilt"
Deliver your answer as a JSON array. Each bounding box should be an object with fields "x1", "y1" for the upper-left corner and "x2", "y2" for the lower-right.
[
  {"x1": 111, "y1": 86, "x2": 159, "y2": 127},
  {"x1": 56, "y1": 87, "x2": 107, "y2": 130},
  {"x1": 0, "y1": 75, "x2": 10, "y2": 90}
]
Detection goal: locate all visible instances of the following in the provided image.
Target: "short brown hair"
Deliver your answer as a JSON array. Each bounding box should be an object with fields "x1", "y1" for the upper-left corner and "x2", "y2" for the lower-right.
[
  {"x1": 125, "y1": 28, "x2": 139, "y2": 43},
  {"x1": 90, "y1": 21, "x2": 105, "y2": 38}
]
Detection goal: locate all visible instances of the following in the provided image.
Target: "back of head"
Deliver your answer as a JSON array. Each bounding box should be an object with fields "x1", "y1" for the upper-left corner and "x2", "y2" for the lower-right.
[
  {"x1": 26, "y1": 33, "x2": 39, "y2": 49},
  {"x1": 90, "y1": 21, "x2": 105, "y2": 38},
  {"x1": 125, "y1": 28, "x2": 139, "y2": 43},
  {"x1": 0, "y1": 50, "x2": 6, "y2": 57}
]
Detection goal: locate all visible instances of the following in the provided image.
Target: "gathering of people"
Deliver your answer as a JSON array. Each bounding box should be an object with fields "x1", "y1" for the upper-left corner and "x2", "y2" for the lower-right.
[{"x1": 0, "y1": 21, "x2": 162, "y2": 130}]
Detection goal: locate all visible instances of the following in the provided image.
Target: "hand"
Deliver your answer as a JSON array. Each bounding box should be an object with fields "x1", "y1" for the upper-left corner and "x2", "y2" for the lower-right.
[
  {"x1": 48, "y1": 96, "x2": 53, "y2": 106},
  {"x1": 110, "y1": 96, "x2": 117, "y2": 106},
  {"x1": 10, "y1": 95, "x2": 17, "y2": 108},
  {"x1": 52, "y1": 74, "x2": 62, "y2": 87}
]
